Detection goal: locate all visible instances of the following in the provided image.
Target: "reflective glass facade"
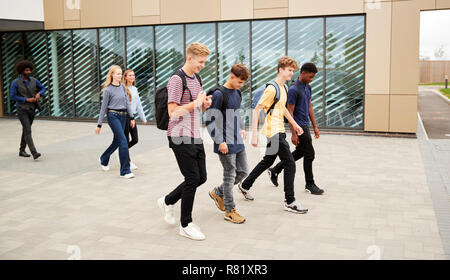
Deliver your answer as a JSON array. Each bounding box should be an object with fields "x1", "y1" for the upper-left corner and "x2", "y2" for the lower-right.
[{"x1": 1, "y1": 15, "x2": 365, "y2": 128}]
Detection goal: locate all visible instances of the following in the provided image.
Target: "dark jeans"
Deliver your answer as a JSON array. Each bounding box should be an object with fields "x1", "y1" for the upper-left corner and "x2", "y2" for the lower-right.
[
  {"x1": 18, "y1": 107, "x2": 37, "y2": 154},
  {"x1": 100, "y1": 112, "x2": 131, "y2": 176},
  {"x1": 241, "y1": 133, "x2": 296, "y2": 204},
  {"x1": 273, "y1": 126, "x2": 315, "y2": 185},
  {"x1": 165, "y1": 137, "x2": 207, "y2": 227},
  {"x1": 124, "y1": 115, "x2": 138, "y2": 149},
  {"x1": 124, "y1": 115, "x2": 138, "y2": 161}
]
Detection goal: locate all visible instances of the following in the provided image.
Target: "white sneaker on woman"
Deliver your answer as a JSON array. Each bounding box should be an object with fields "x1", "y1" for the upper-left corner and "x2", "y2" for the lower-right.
[
  {"x1": 130, "y1": 162, "x2": 138, "y2": 170},
  {"x1": 120, "y1": 172, "x2": 135, "y2": 179},
  {"x1": 100, "y1": 158, "x2": 109, "y2": 171},
  {"x1": 179, "y1": 223, "x2": 206, "y2": 241},
  {"x1": 157, "y1": 197, "x2": 176, "y2": 225}
]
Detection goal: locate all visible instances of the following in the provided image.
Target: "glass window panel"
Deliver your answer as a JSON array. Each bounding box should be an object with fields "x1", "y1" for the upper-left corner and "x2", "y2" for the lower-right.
[
  {"x1": 99, "y1": 28, "x2": 125, "y2": 84},
  {"x1": 288, "y1": 18, "x2": 324, "y2": 127},
  {"x1": 23, "y1": 31, "x2": 50, "y2": 117},
  {"x1": 186, "y1": 23, "x2": 216, "y2": 91},
  {"x1": 73, "y1": 29, "x2": 100, "y2": 118},
  {"x1": 217, "y1": 21, "x2": 251, "y2": 118},
  {"x1": 155, "y1": 25, "x2": 184, "y2": 87},
  {"x1": 48, "y1": 30, "x2": 74, "y2": 117},
  {"x1": 251, "y1": 20, "x2": 286, "y2": 91},
  {"x1": 1, "y1": 32, "x2": 24, "y2": 115},
  {"x1": 126, "y1": 26, "x2": 155, "y2": 121},
  {"x1": 325, "y1": 16, "x2": 365, "y2": 128}
]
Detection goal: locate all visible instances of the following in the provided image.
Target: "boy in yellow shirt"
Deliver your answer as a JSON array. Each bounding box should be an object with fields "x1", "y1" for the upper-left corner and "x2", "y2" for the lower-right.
[{"x1": 238, "y1": 56, "x2": 308, "y2": 214}]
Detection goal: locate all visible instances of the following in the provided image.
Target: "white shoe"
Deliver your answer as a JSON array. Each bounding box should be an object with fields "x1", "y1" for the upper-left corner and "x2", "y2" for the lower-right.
[
  {"x1": 284, "y1": 200, "x2": 308, "y2": 214},
  {"x1": 157, "y1": 197, "x2": 176, "y2": 225},
  {"x1": 100, "y1": 158, "x2": 109, "y2": 171},
  {"x1": 120, "y1": 172, "x2": 135, "y2": 179},
  {"x1": 179, "y1": 223, "x2": 206, "y2": 241},
  {"x1": 130, "y1": 162, "x2": 138, "y2": 170}
]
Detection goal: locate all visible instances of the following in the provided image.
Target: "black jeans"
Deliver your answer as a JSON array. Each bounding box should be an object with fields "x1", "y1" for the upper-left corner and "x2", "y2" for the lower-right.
[
  {"x1": 124, "y1": 116, "x2": 138, "y2": 162},
  {"x1": 273, "y1": 126, "x2": 315, "y2": 185},
  {"x1": 18, "y1": 107, "x2": 37, "y2": 154},
  {"x1": 124, "y1": 115, "x2": 138, "y2": 149},
  {"x1": 241, "y1": 133, "x2": 296, "y2": 204},
  {"x1": 165, "y1": 137, "x2": 207, "y2": 227}
]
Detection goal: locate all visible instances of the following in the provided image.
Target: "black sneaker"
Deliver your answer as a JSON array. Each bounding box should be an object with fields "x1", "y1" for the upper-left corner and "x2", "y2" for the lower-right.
[
  {"x1": 267, "y1": 168, "x2": 279, "y2": 187},
  {"x1": 19, "y1": 151, "x2": 31, "y2": 157},
  {"x1": 32, "y1": 152, "x2": 41, "y2": 160},
  {"x1": 305, "y1": 183, "x2": 324, "y2": 195}
]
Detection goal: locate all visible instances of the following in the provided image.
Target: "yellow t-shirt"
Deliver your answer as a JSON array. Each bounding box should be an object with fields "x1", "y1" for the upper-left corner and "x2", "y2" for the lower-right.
[{"x1": 257, "y1": 82, "x2": 287, "y2": 138}]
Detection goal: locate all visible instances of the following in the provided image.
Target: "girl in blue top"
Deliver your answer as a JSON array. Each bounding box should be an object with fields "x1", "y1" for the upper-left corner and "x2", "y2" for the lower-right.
[{"x1": 122, "y1": 69, "x2": 147, "y2": 170}]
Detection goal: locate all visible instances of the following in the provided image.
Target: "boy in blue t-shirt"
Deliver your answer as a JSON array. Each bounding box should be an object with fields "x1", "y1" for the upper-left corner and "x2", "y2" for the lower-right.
[
  {"x1": 268, "y1": 63, "x2": 325, "y2": 195},
  {"x1": 206, "y1": 64, "x2": 250, "y2": 224}
]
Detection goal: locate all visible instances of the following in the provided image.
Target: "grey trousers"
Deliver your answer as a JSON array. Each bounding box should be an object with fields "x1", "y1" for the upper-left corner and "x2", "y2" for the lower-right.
[{"x1": 216, "y1": 149, "x2": 249, "y2": 212}]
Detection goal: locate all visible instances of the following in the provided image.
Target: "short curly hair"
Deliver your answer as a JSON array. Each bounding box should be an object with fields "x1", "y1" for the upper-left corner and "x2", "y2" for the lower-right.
[{"x1": 15, "y1": 60, "x2": 34, "y2": 74}]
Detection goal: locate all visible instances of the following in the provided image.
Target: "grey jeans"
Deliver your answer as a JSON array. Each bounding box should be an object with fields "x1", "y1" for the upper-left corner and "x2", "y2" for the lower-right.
[{"x1": 216, "y1": 149, "x2": 249, "y2": 212}]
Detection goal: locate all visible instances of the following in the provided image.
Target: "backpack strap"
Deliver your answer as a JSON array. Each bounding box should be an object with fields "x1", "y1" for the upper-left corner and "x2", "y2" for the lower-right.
[
  {"x1": 266, "y1": 81, "x2": 281, "y2": 116},
  {"x1": 173, "y1": 69, "x2": 193, "y2": 102}
]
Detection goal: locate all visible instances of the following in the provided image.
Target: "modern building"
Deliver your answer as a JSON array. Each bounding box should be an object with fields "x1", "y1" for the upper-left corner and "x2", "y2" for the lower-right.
[{"x1": 1, "y1": 0, "x2": 449, "y2": 133}]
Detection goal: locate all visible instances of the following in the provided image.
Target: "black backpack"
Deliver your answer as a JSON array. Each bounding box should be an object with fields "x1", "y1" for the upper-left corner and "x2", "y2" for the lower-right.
[
  {"x1": 154, "y1": 69, "x2": 202, "y2": 130},
  {"x1": 206, "y1": 85, "x2": 242, "y2": 111}
]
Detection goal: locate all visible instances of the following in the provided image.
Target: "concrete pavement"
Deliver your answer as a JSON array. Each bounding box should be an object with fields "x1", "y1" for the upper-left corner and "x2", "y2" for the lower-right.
[{"x1": 0, "y1": 118, "x2": 447, "y2": 260}]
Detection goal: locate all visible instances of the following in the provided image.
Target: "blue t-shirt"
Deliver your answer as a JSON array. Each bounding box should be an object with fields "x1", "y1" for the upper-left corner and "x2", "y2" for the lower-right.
[
  {"x1": 287, "y1": 80, "x2": 311, "y2": 127},
  {"x1": 206, "y1": 87, "x2": 245, "y2": 155}
]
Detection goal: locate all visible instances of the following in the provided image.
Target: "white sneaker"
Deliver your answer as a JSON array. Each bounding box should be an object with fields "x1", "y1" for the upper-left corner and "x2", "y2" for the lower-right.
[
  {"x1": 130, "y1": 162, "x2": 138, "y2": 170},
  {"x1": 120, "y1": 172, "x2": 135, "y2": 179},
  {"x1": 157, "y1": 197, "x2": 176, "y2": 225},
  {"x1": 179, "y1": 223, "x2": 206, "y2": 241},
  {"x1": 284, "y1": 200, "x2": 308, "y2": 214},
  {"x1": 100, "y1": 158, "x2": 109, "y2": 171}
]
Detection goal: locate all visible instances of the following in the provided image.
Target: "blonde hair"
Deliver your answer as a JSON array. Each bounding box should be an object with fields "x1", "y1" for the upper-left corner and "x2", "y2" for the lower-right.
[
  {"x1": 122, "y1": 69, "x2": 135, "y2": 102},
  {"x1": 103, "y1": 65, "x2": 122, "y2": 89},
  {"x1": 277, "y1": 56, "x2": 299, "y2": 72},
  {"x1": 186, "y1": 42, "x2": 210, "y2": 57}
]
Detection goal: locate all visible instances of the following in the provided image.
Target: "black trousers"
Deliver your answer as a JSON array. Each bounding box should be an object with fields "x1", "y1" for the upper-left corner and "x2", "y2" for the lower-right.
[
  {"x1": 165, "y1": 137, "x2": 207, "y2": 227},
  {"x1": 124, "y1": 115, "x2": 138, "y2": 149},
  {"x1": 18, "y1": 107, "x2": 37, "y2": 154},
  {"x1": 273, "y1": 126, "x2": 315, "y2": 185},
  {"x1": 241, "y1": 133, "x2": 296, "y2": 204},
  {"x1": 124, "y1": 116, "x2": 139, "y2": 162}
]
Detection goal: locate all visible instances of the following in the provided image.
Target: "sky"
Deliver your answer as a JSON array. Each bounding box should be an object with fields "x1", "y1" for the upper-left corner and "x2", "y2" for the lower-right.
[{"x1": 420, "y1": 9, "x2": 450, "y2": 60}]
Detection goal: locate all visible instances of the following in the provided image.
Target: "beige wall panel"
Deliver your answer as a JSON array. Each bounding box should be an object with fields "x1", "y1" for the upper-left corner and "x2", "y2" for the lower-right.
[
  {"x1": 365, "y1": 1, "x2": 391, "y2": 95},
  {"x1": 44, "y1": 0, "x2": 64, "y2": 29},
  {"x1": 221, "y1": 0, "x2": 253, "y2": 20},
  {"x1": 389, "y1": 95, "x2": 418, "y2": 133},
  {"x1": 132, "y1": 15, "x2": 161, "y2": 25},
  {"x1": 81, "y1": 0, "x2": 132, "y2": 28},
  {"x1": 160, "y1": 0, "x2": 221, "y2": 23},
  {"x1": 414, "y1": 0, "x2": 437, "y2": 10},
  {"x1": 64, "y1": 20, "x2": 80, "y2": 29},
  {"x1": 390, "y1": 0, "x2": 420, "y2": 95},
  {"x1": 254, "y1": 8, "x2": 288, "y2": 19},
  {"x1": 132, "y1": 0, "x2": 160, "y2": 17},
  {"x1": 436, "y1": 0, "x2": 450, "y2": 9},
  {"x1": 64, "y1": 1, "x2": 80, "y2": 21},
  {"x1": 364, "y1": 94, "x2": 390, "y2": 132},
  {"x1": 289, "y1": 0, "x2": 364, "y2": 17},
  {"x1": 254, "y1": 0, "x2": 288, "y2": 9}
]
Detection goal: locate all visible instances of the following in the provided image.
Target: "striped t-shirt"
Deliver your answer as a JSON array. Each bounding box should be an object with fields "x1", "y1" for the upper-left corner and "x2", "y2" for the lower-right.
[{"x1": 167, "y1": 71, "x2": 203, "y2": 138}]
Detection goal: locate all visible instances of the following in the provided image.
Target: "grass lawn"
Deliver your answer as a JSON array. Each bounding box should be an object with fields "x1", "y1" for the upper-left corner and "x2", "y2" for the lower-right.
[
  {"x1": 419, "y1": 82, "x2": 446, "y2": 86},
  {"x1": 439, "y1": 88, "x2": 450, "y2": 99}
]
